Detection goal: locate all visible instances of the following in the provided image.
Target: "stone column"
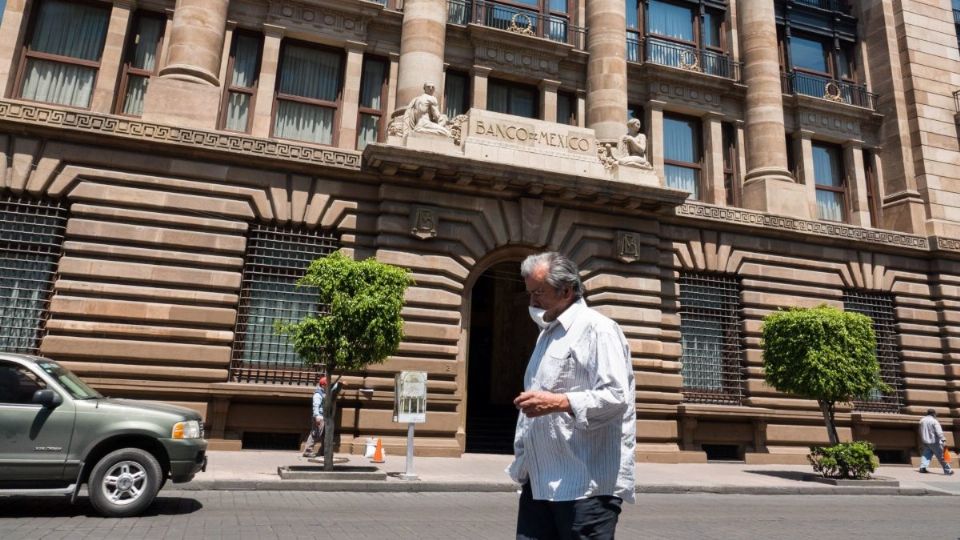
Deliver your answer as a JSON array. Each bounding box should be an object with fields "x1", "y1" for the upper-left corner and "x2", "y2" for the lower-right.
[
  {"x1": 585, "y1": 0, "x2": 627, "y2": 140},
  {"x1": 471, "y1": 65, "x2": 491, "y2": 111},
  {"x1": 0, "y1": 0, "x2": 29, "y2": 96},
  {"x1": 648, "y1": 100, "x2": 665, "y2": 182},
  {"x1": 140, "y1": 0, "x2": 228, "y2": 129},
  {"x1": 251, "y1": 25, "x2": 284, "y2": 138},
  {"x1": 845, "y1": 141, "x2": 871, "y2": 227},
  {"x1": 396, "y1": 0, "x2": 447, "y2": 110},
  {"x1": 540, "y1": 79, "x2": 560, "y2": 123},
  {"x1": 338, "y1": 41, "x2": 366, "y2": 150},
  {"x1": 704, "y1": 113, "x2": 726, "y2": 206},
  {"x1": 90, "y1": 1, "x2": 134, "y2": 113},
  {"x1": 738, "y1": 0, "x2": 809, "y2": 218}
]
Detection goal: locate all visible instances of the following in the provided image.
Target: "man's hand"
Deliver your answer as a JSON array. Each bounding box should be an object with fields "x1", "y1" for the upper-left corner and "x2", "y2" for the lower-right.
[{"x1": 514, "y1": 391, "x2": 571, "y2": 417}]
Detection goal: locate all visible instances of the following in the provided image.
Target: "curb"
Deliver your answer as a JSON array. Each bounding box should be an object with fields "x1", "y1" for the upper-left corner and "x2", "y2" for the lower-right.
[{"x1": 171, "y1": 480, "x2": 956, "y2": 496}]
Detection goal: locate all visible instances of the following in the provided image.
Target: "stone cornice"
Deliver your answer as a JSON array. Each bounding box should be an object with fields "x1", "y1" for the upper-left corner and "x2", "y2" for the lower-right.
[{"x1": 0, "y1": 100, "x2": 362, "y2": 172}]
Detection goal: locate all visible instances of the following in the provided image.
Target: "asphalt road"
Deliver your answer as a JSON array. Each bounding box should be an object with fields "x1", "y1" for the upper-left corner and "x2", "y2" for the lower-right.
[{"x1": 1, "y1": 491, "x2": 958, "y2": 539}]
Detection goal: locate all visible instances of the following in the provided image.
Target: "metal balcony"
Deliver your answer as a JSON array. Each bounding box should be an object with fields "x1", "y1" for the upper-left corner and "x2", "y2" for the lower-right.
[
  {"x1": 629, "y1": 34, "x2": 742, "y2": 83},
  {"x1": 781, "y1": 71, "x2": 876, "y2": 110},
  {"x1": 447, "y1": 0, "x2": 585, "y2": 49}
]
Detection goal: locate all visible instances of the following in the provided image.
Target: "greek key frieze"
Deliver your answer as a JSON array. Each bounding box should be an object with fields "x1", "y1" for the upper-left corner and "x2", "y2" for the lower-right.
[
  {"x1": 676, "y1": 203, "x2": 929, "y2": 250},
  {"x1": 0, "y1": 100, "x2": 361, "y2": 171}
]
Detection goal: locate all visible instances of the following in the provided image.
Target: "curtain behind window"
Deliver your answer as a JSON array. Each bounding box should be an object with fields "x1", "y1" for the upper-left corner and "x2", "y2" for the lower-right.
[
  {"x1": 357, "y1": 58, "x2": 386, "y2": 150},
  {"x1": 664, "y1": 116, "x2": 700, "y2": 198},
  {"x1": 224, "y1": 34, "x2": 261, "y2": 132},
  {"x1": 488, "y1": 82, "x2": 509, "y2": 114},
  {"x1": 21, "y1": 0, "x2": 109, "y2": 108},
  {"x1": 647, "y1": 0, "x2": 694, "y2": 41},
  {"x1": 813, "y1": 144, "x2": 844, "y2": 221},
  {"x1": 275, "y1": 45, "x2": 341, "y2": 144},
  {"x1": 121, "y1": 15, "x2": 163, "y2": 116},
  {"x1": 444, "y1": 72, "x2": 467, "y2": 118}
]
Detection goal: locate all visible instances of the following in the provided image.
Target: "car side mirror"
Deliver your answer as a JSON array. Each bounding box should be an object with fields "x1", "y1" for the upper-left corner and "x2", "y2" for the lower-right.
[{"x1": 32, "y1": 389, "x2": 63, "y2": 408}]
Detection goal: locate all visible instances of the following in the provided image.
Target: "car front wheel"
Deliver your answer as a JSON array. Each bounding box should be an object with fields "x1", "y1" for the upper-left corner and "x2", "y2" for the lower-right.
[{"x1": 88, "y1": 448, "x2": 162, "y2": 517}]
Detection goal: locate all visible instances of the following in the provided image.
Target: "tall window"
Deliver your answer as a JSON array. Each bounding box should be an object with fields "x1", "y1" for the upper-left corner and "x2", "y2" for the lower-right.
[
  {"x1": 17, "y1": 0, "x2": 110, "y2": 108},
  {"x1": 557, "y1": 91, "x2": 576, "y2": 126},
  {"x1": 117, "y1": 12, "x2": 165, "y2": 116},
  {"x1": 444, "y1": 70, "x2": 470, "y2": 119},
  {"x1": 0, "y1": 197, "x2": 67, "y2": 354},
  {"x1": 812, "y1": 142, "x2": 845, "y2": 222},
  {"x1": 864, "y1": 149, "x2": 879, "y2": 228},
  {"x1": 954, "y1": 0, "x2": 960, "y2": 50},
  {"x1": 230, "y1": 225, "x2": 339, "y2": 385},
  {"x1": 357, "y1": 56, "x2": 388, "y2": 150},
  {"x1": 663, "y1": 113, "x2": 702, "y2": 199},
  {"x1": 844, "y1": 291, "x2": 903, "y2": 413},
  {"x1": 487, "y1": 79, "x2": 538, "y2": 119},
  {"x1": 722, "y1": 122, "x2": 738, "y2": 207},
  {"x1": 273, "y1": 42, "x2": 343, "y2": 145},
  {"x1": 679, "y1": 273, "x2": 743, "y2": 404},
  {"x1": 637, "y1": 0, "x2": 730, "y2": 76},
  {"x1": 473, "y1": 0, "x2": 572, "y2": 44},
  {"x1": 220, "y1": 31, "x2": 262, "y2": 133}
]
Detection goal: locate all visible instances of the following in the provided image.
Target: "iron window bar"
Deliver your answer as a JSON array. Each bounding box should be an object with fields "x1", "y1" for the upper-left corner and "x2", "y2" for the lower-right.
[
  {"x1": 843, "y1": 291, "x2": 904, "y2": 413},
  {"x1": 229, "y1": 224, "x2": 338, "y2": 385},
  {"x1": 678, "y1": 273, "x2": 745, "y2": 405}
]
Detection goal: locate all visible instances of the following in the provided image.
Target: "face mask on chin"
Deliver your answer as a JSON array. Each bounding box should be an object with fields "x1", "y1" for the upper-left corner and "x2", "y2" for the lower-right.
[{"x1": 528, "y1": 306, "x2": 548, "y2": 329}]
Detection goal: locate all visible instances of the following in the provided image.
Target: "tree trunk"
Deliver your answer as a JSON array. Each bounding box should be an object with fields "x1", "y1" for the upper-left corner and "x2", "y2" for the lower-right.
[
  {"x1": 818, "y1": 400, "x2": 839, "y2": 446},
  {"x1": 322, "y1": 378, "x2": 339, "y2": 471}
]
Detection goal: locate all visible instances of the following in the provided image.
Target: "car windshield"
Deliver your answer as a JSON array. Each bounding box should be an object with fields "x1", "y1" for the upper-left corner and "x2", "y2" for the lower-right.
[{"x1": 36, "y1": 361, "x2": 102, "y2": 399}]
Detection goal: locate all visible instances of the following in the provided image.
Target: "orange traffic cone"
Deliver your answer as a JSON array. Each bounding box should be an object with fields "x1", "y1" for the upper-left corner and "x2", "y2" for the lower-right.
[{"x1": 371, "y1": 437, "x2": 385, "y2": 463}]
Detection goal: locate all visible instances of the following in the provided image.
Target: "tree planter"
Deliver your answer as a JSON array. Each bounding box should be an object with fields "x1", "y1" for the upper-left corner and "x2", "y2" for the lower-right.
[
  {"x1": 804, "y1": 475, "x2": 899, "y2": 487},
  {"x1": 278, "y1": 465, "x2": 387, "y2": 481}
]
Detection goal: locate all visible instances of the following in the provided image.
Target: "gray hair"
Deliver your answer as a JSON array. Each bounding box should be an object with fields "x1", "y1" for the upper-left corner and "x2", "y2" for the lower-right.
[{"x1": 520, "y1": 252, "x2": 584, "y2": 299}]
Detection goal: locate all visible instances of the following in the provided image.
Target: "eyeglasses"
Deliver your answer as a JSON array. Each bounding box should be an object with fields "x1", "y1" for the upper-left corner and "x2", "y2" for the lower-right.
[{"x1": 527, "y1": 285, "x2": 560, "y2": 298}]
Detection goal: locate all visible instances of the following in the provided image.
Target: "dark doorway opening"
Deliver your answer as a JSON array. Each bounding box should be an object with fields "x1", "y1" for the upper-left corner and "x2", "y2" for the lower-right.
[{"x1": 466, "y1": 260, "x2": 539, "y2": 454}]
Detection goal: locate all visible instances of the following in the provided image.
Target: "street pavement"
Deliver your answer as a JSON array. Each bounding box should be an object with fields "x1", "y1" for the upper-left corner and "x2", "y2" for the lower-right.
[{"x1": 1, "y1": 491, "x2": 958, "y2": 539}]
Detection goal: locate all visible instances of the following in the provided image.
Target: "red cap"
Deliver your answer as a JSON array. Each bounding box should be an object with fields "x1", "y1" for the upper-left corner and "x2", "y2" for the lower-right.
[{"x1": 318, "y1": 376, "x2": 328, "y2": 387}]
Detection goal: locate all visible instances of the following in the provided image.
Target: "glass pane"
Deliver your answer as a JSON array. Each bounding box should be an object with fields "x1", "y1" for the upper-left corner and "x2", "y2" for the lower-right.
[
  {"x1": 1, "y1": 0, "x2": 5, "y2": 26},
  {"x1": 812, "y1": 144, "x2": 842, "y2": 187},
  {"x1": 121, "y1": 75, "x2": 149, "y2": 116},
  {"x1": 357, "y1": 113, "x2": 379, "y2": 150},
  {"x1": 663, "y1": 116, "x2": 698, "y2": 162},
  {"x1": 359, "y1": 58, "x2": 386, "y2": 109},
  {"x1": 703, "y1": 11, "x2": 722, "y2": 48},
  {"x1": 130, "y1": 14, "x2": 163, "y2": 71},
  {"x1": 487, "y1": 81, "x2": 509, "y2": 114},
  {"x1": 557, "y1": 93, "x2": 574, "y2": 125},
  {"x1": 665, "y1": 164, "x2": 699, "y2": 199},
  {"x1": 816, "y1": 189, "x2": 844, "y2": 221},
  {"x1": 681, "y1": 317, "x2": 724, "y2": 391},
  {"x1": 21, "y1": 58, "x2": 96, "y2": 107},
  {"x1": 511, "y1": 86, "x2": 537, "y2": 118},
  {"x1": 232, "y1": 34, "x2": 261, "y2": 88},
  {"x1": 225, "y1": 91, "x2": 250, "y2": 132},
  {"x1": 550, "y1": 0, "x2": 567, "y2": 13},
  {"x1": 647, "y1": 0, "x2": 694, "y2": 41},
  {"x1": 274, "y1": 100, "x2": 335, "y2": 145},
  {"x1": 838, "y1": 45, "x2": 854, "y2": 79},
  {"x1": 278, "y1": 44, "x2": 342, "y2": 102},
  {"x1": 31, "y1": 0, "x2": 109, "y2": 61},
  {"x1": 790, "y1": 35, "x2": 828, "y2": 72},
  {"x1": 626, "y1": 0, "x2": 640, "y2": 29},
  {"x1": 444, "y1": 72, "x2": 468, "y2": 118}
]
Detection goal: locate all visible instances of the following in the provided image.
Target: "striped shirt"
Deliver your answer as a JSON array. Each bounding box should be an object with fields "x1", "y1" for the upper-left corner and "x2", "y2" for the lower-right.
[{"x1": 506, "y1": 299, "x2": 636, "y2": 503}]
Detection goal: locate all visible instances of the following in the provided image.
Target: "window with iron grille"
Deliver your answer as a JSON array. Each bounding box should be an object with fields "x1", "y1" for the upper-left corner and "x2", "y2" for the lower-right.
[
  {"x1": 230, "y1": 225, "x2": 338, "y2": 385},
  {"x1": 843, "y1": 290, "x2": 903, "y2": 413},
  {"x1": 0, "y1": 197, "x2": 67, "y2": 353},
  {"x1": 678, "y1": 273, "x2": 744, "y2": 404}
]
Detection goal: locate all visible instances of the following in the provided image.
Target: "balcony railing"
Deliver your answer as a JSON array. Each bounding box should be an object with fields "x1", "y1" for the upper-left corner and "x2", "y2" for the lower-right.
[
  {"x1": 447, "y1": 0, "x2": 585, "y2": 49},
  {"x1": 791, "y1": 0, "x2": 851, "y2": 13},
  {"x1": 631, "y1": 36, "x2": 741, "y2": 82},
  {"x1": 781, "y1": 71, "x2": 876, "y2": 110}
]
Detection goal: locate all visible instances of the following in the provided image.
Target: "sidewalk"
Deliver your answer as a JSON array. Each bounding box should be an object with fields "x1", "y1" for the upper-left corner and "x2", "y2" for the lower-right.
[{"x1": 176, "y1": 450, "x2": 960, "y2": 496}]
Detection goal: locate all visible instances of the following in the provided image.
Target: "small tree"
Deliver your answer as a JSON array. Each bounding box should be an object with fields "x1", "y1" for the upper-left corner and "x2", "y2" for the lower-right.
[
  {"x1": 278, "y1": 250, "x2": 410, "y2": 470},
  {"x1": 761, "y1": 305, "x2": 889, "y2": 446}
]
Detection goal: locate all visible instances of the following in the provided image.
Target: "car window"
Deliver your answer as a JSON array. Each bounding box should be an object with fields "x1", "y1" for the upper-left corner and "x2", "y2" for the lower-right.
[
  {"x1": 36, "y1": 360, "x2": 101, "y2": 399},
  {"x1": 0, "y1": 362, "x2": 47, "y2": 404}
]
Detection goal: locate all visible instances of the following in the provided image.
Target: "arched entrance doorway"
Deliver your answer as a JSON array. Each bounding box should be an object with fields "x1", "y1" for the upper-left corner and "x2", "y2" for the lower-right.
[{"x1": 466, "y1": 260, "x2": 539, "y2": 453}]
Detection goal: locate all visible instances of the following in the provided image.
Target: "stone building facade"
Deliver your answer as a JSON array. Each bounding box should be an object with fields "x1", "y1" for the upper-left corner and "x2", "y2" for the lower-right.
[{"x1": 0, "y1": 0, "x2": 958, "y2": 464}]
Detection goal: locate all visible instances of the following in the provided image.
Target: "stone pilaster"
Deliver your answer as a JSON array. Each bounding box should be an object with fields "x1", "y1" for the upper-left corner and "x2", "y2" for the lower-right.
[
  {"x1": 387, "y1": 53, "x2": 400, "y2": 116},
  {"x1": 471, "y1": 65, "x2": 491, "y2": 111},
  {"x1": 140, "y1": 0, "x2": 229, "y2": 129},
  {"x1": 844, "y1": 141, "x2": 871, "y2": 227},
  {"x1": 704, "y1": 113, "x2": 726, "y2": 206},
  {"x1": 738, "y1": 0, "x2": 809, "y2": 218},
  {"x1": 797, "y1": 130, "x2": 817, "y2": 218},
  {"x1": 0, "y1": 0, "x2": 29, "y2": 97},
  {"x1": 585, "y1": 0, "x2": 627, "y2": 140},
  {"x1": 251, "y1": 25, "x2": 284, "y2": 139},
  {"x1": 90, "y1": 1, "x2": 134, "y2": 113},
  {"x1": 539, "y1": 79, "x2": 560, "y2": 123},
  {"x1": 647, "y1": 100, "x2": 665, "y2": 182},
  {"x1": 396, "y1": 0, "x2": 447, "y2": 110},
  {"x1": 338, "y1": 41, "x2": 366, "y2": 150}
]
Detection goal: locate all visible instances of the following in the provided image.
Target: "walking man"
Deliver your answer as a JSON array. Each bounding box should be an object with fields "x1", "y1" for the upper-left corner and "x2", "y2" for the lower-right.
[
  {"x1": 508, "y1": 252, "x2": 635, "y2": 539},
  {"x1": 303, "y1": 375, "x2": 327, "y2": 458},
  {"x1": 919, "y1": 408, "x2": 954, "y2": 475}
]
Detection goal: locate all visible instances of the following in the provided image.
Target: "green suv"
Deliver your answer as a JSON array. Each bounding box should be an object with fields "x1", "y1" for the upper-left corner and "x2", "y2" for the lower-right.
[{"x1": 0, "y1": 353, "x2": 207, "y2": 517}]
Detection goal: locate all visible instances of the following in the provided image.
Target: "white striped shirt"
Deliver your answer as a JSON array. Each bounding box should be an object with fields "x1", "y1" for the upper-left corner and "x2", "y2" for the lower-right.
[{"x1": 506, "y1": 299, "x2": 636, "y2": 503}]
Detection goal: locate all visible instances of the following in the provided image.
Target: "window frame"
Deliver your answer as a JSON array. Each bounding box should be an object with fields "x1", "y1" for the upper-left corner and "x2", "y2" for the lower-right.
[
  {"x1": 487, "y1": 78, "x2": 540, "y2": 119},
  {"x1": 14, "y1": 0, "x2": 111, "y2": 110},
  {"x1": 722, "y1": 122, "x2": 739, "y2": 207},
  {"x1": 443, "y1": 69, "x2": 471, "y2": 119},
  {"x1": 271, "y1": 39, "x2": 345, "y2": 147},
  {"x1": 812, "y1": 141, "x2": 846, "y2": 222},
  {"x1": 662, "y1": 112, "x2": 703, "y2": 199},
  {"x1": 556, "y1": 89, "x2": 576, "y2": 126},
  {"x1": 115, "y1": 10, "x2": 166, "y2": 117},
  {"x1": 218, "y1": 29, "x2": 263, "y2": 133},
  {"x1": 355, "y1": 54, "x2": 389, "y2": 150}
]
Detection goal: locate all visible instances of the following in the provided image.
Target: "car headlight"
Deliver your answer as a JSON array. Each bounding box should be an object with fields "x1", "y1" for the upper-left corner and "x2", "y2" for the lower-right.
[{"x1": 172, "y1": 420, "x2": 201, "y2": 439}]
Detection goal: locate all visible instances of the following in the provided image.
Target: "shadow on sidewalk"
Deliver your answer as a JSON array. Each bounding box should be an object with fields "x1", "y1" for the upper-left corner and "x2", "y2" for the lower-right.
[
  {"x1": 743, "y1": 470, "x2": 812, "y2": 482},
  {"x1": 0, "y1": 495, "x2": 203, "y2": 518}
]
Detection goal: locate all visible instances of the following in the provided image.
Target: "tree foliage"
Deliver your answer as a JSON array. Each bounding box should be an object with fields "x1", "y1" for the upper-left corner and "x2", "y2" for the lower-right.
[
  {"x1": 278, "y1": 250, "x2": 411, "y2": 469},
  {"x1": 761, "y1": 305, "x2": 889, "y2": 445}
]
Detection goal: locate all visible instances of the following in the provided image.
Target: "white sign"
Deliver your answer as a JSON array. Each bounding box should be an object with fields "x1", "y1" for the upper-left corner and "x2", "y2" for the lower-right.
[{"x1": 394, "y1": 371, "x2": 427, "y2": 424}]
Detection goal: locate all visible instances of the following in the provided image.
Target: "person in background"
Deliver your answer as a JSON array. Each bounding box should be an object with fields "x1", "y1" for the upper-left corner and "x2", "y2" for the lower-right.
[
  {"x1": 302, "y1": 375, "x2": 327, "y2": 458},
  {"x1": 919, "y1": 408, "x2": 953, "y2": 476}
]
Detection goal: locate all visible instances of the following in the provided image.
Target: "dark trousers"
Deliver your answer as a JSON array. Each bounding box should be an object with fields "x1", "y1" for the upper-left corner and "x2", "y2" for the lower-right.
[{"x1": 516, "y1": 482, "x2": 622, "y2": 540}]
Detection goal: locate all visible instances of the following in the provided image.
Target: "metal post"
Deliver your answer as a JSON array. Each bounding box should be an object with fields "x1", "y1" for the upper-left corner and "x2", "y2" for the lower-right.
[{"x1": 399, "y1": 422, "x2": 418, "y2": 480}]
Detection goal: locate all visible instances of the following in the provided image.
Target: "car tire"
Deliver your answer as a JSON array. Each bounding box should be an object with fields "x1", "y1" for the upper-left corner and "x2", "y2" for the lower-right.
[{"x1": 88, "y1": 448, "x2": 162, "y2": 517}]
